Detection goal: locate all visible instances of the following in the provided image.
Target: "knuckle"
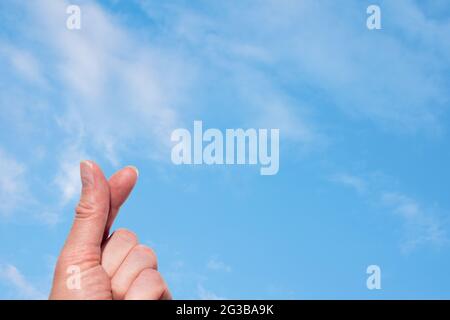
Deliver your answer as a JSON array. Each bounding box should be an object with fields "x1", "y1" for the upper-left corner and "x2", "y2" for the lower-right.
[
  {"x1": 111, "y1": 277, "x2": 126, "y2": 299},
  {"x1": 75, "y1": 201, "x2": 98, "y2": 220},
  {"x1": 143, "y1": 269, "x2": 165, "y2": 288},
  {"x1": 59, "y1": 245, "x2": 101, "y2": 268},
  {"x1": 75, "y1": 198, "x2": 109, "y2": 221},
  {"x1": 133, "y1": 244, "x2": 158, "y2": 269},
  {"x1": 114, "y1": 228, "x2": 138, "y2": 244}
]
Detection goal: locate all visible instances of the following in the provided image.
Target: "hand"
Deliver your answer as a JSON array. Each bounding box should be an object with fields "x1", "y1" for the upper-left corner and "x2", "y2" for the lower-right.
[{"x1": 49, "y1": 160, "x2": 171, "y2": 300}]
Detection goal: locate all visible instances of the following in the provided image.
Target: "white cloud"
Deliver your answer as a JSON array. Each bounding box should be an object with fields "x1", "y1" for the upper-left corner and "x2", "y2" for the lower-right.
[
  {"x1": 53, "y1": 147, "x2": 85, "y2": 205},
  {"x1": 235, "y1": 69, "x2": 320, "y2": 147},
  {"x1": 197, "y1": 284, "x2": 224, "y2": 300},
  {"x1": 137, "y1": 1, "x2": 320, "y2": 149},
  {"x1": 0, "y1": 264, "x2": 46, "y2": 300},
  {"x1": 0, "y1": 149, "x2": 28, "y2": 217},
  {"x1": 2, "y1": 0, "x2": 449, "y2": 226},
  {"x1": 47, "y1": 145, "x2": 87, "y2": 225},
  {"x1": 382, "y1": 192, "x2": 447, "y2": 253},
  {"x1": 0, "y1": 147, "x2": 70, "y2": 225},
  {"x1": 330, "y1": 173, "x2": 366, "y2": 194},
  {"x1": 0, "y1": 44, "x2": 46, "y2": 86},
  {"x1": 0, "y1": 0, "x2": 196, "y2": 224},
  {"x1": 22, "y1": 0, "x2": 192, "y2": 166},
  {"x1": 142, "y1": 0, "x2": 450, "y2": 134},
  {"x1": 206, "y1": 256, "x2": 232, "y2": 273},
  {"x1": 53, "y1": 112, "x2": 87, "y2": 206},
  {"x1": 331, "y1": 171, "x2": 448, "y2": 252}
]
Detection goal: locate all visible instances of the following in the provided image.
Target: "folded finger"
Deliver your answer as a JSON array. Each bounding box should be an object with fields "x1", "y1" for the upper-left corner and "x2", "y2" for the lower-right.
[
  {"x1": 124, "y1": 268, "x2": 171, "y2": 300},
  {"x1": 111, "y1": 244, "x2": 158, "y2": 300},
  {"x1": 101, "y1": 229, "x2": 139, "y2": 277}
]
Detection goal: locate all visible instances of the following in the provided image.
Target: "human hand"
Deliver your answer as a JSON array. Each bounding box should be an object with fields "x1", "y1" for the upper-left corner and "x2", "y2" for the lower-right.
[{"x1": 49, "y1": 160, "x2": 171, "y2": 300}]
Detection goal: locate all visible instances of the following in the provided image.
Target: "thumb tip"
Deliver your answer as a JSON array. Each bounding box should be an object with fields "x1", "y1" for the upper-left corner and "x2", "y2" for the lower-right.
[
  {"x1": 80, "y1": 160, "x2": 93, "y2": 168},
  {"x1": 80, "y1": 160, "x2": 95, "y2": 187}
]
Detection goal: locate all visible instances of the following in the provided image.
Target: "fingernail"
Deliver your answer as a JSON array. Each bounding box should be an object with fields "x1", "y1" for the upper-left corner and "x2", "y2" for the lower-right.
[
  {"x1": 127, "y1": 165, "x2": 139, "y2": 177},
  {"x1": 80, "y1": 160, "x2": 94, "y2": 187}
]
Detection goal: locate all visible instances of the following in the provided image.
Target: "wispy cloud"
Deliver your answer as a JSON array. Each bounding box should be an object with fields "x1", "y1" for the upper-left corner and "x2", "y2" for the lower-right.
[
  {"x1": 331, "y1": 171, "x2": 448, "y2": 252},
  {"x1": 53, "y1": 148, "x2": 85, "y2": 207},
  {"x1": 44, "y1": 145, "x2": 87, "y2": 225},
  {"x1": 0, "y1": 0, "x2": 199, "y2": 223},
  {"x1": 382, "y1": 192, "x2": 448, "y2": 253},
  {"x1": 137, "y1": 0, "x2": 322, "y2": 149},
  {"x1": 330, "y1": 173, "x2": 367, "y2": 194},
  {"x1": 15, "y1": 0, "x2": 193, "y2": 166},
  {"x1": 142, "y1": 0, "x2": 450, "y2": 134},
  {"x1": 0, "y1": 264, "x2": 46, "y2": 300},
  {"x1": 197, "y1": 284, "x2": 224, "y2": 300},
  {"x1": 206, "y1": 256, "x2": 232, "y2": 273},
  {"x1": 0, "y1": 148, "x2": 29, "y2": 217},
  {"x1": 0, "y1": 44, "x2": 46, "y2": 86},
  {"x1": 52, "y1": 110, "x2": 88, "y2": 207}
]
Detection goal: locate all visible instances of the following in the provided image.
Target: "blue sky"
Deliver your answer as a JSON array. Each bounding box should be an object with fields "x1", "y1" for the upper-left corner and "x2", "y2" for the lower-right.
[{"x1": 1, "y1": 0, "x2": 450, "y2": 299}]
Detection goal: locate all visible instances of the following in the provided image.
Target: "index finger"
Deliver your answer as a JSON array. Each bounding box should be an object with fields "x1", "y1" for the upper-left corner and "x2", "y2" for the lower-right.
[{"x1": 103, "y1": 166, "x2": 139, "y2": 239}]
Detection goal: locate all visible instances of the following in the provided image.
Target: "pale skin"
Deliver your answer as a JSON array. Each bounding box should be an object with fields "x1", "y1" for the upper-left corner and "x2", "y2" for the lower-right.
[{"x1": 49, "y1": 160, "x2": 171, "y2": 300}]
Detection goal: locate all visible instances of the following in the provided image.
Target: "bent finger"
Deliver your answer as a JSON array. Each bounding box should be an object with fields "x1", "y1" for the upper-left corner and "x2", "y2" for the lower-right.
[
  {"x1": 111, "y1": 244, "x2": 158, "y2": 300},
  {"x1": 104, "y1": 166, "x2": 138, "y2": 238},
  {"x1": 101, "y1": 229, "x2": 138, "y2": 277},
  {"x1": 124, "y1": 268, "x2": 171, "y2": 300}
]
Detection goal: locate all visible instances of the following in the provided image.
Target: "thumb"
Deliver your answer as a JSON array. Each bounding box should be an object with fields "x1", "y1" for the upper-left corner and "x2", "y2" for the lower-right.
[{"x1": 64, "y1": 160, "x2": 110, "y2": 250}]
